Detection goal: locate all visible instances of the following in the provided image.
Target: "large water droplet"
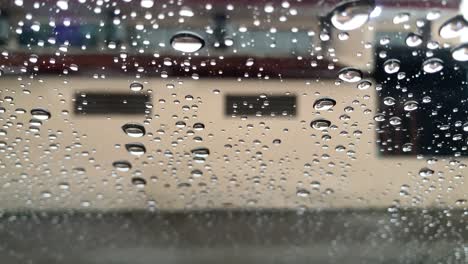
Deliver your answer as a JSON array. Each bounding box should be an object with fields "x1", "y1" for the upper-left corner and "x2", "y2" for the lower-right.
[
  {"x1": 122, "y1": 123, "x2": 146, "y2": 138},
  {"x1": 422, "y1": 58, "x2": 443, "y2": 73},
  {"x1": 113, "y1": 160, "x2": 132, "y2": 172},
  {"x1": 451, "y1": 44, "x2": 468, "y2": 62},
  {"x1": 310, "y1": 119, "x2": 331, "y2": 130},
  {"x1": 31, "y1": 108, "x2": 51, "y2": 120},
  {"x1": 330, "y1": 0, "x2": 374, "y2": 31},
  {"x1": 403, "y1": 100, "x2": 418, "y2": 111},
  {"x1": 313, "y1": 98, "x2": 336, "y2": 111},
  {"x1": 170, "y1": 32, "x2": 205, "y2": 53},
  {"x1": 439, "y1": 15, "x2": 468, "y2": 39},
  {"x1": 125, "y1": 143, "x2": 146, "y2": 156},
  {"x1": 338, "y1": 67, "x2": 362, "y2": 83},
  {"x1": 405, "y1": 33, "x2": 422, "y2": 47},
  {"x1": 383, "y1": 59, "x2": 400, "y2": 74}
]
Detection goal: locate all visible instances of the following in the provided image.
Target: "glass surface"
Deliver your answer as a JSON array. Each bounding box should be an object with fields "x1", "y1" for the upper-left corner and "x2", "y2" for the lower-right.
[{"x1": 0, "y1": 0, "x2": 467, "y2": 263}]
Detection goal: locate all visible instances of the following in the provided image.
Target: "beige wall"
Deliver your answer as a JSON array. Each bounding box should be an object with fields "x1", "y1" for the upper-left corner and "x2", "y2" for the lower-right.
[{"x1": 0, "y1": 76, "x2": 466, "y2": 210}]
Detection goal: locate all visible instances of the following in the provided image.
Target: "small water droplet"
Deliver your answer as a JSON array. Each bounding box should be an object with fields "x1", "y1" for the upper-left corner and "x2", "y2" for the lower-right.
[
  {"x1": 131, "y1": 177, "x2": 147, "y2": 188},
  {"x1": 193, "y1": 122, "x2": 205, "y2": 131},
  {"x1": 191, "y1": 169, "x2": 203, "y2": 178},
  {"x1": 402, "y1": 143, "x2": 413, "y2": 152},
  {"x1": 122, "y1": 123, "x2": 146, "y2": 138},
  {"x1": 310, "y1": 119, "x2": 331, "y2": 130},
  {"x1": 125, "y1": 143, "x2": 146, "y2": 156},
  {"x1": 419, "y1": 167, "x2": 434, "y2": 177},
  {"x1": 140, "y1": 0, "x2": 154, "y2": 8},
  {"x1": 393, "y1": 12, "x2": 410, "y2": 24},
  {"x1": 179, "y1": 6, "x2": 194, "y2": 17},
  {"x1": 296, "y1": 188, "x2": 310, "y2": 197},
  {"x1": 383, "y1": 59, "x2": 400, "y2": 74},
  {"x1": 357, "y1": 80, "x2": 371, "y2": 90},
  {"x1": 130, "y1": 82, "x2": 143, "y2": 92},
  {"x1": 383, "y1": 96, "x2": 396, "y2": 106},
  {"x1": 313, "y1": 98, "x2": 336, "y2": 111},
  {"x1": 113, "y1": 160, "x2": 132, "y2": 172}
]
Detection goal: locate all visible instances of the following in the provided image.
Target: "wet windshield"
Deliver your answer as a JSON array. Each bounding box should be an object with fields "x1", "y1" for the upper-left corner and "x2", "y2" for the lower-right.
[{"x1": 0, "y1": 0, "x2": 467, "y2": 263}]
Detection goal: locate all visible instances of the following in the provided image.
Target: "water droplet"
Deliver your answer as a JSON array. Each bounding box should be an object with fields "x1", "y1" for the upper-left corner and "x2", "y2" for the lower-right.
[
  {"x1": 357, "y1": 80, "x2": 371, "y2": 90},
  {"x1": 419, "y1": 167, "x2": 434, "y2": 177},
  {"x1": 245, "y1": 58, "x2": 255, "y2": 66},
  {"x1": 140, "y1": 0, "x2": 154, "y2": 8},
  {"x1": 439, "y1": 15, "x2": 468, "y2": 39},
  {"x1": 426, "y1": 11, "x2": 440, "y2": 21},
  {"x1": 389, "y1": 116, "x2": 402, "y2": 126},
  {"x1": 393, "y1": 12, "x2": 410, "y2": 24},
  {"x1": 451, "y1": 44, "x2": 468, "y2": 62},
  {"x1": 338, "y1": 67, "x2": 362, "y2": 83},
  {"x1": 313, "y1": 98, "x2": 336, "y2": 111},
  {"x1": 175, "y1": 121, "x2": 186, "y2": 128},
  {"x1": 403, "y1": 100, "x2": 418, "y2": 111},
  {"x1": 264, "y1": 3, "x2": 274, "y2": 13},
  {"x1": 170, "y1": 32, "x2": 205, "y2": 53},
  {"x1": 191, "y1": 169, "x2": 203, "y2": 178},
  {"x1": 296, "y1": 188, "x2": 310, "y2": 197},
  {"x1": 57, "y1": 0, "x2": 68, "y2": 10},
  {"x1": 383, "y1": 97, "x2": 396, "y2": 106},
  {"x1": 58, "y1": 182, "x2": 70, "y2": 190},
  {"x1": 131, "y1": 177, "x2": 147, "y2": 188},
  {"x1": 179, "y1": 6, "x2": 194, "y2": 17},
  {"x1": 405, "y1": 33, "x2": 423, "y2": 47},
  {"x1": 463, "y1": 122, "x2": 468, "y2": 132},
  {"x1": 130, "y1": 82, "x2": 143, "y2": 92},
  {"x1": 113, "y1": 160, "x2": 132, "y2": 172},
  {"x1": 30, "y1": 108, "x2": 51, "y2": 120},
  {"x1": 383, "y1": 59, "x2": 400, "y2": 74},
  {"x1": 330, "y1": 0, "x2": 374, "y2": 31},
  {"x1": 310, "y1": 119, "x2": 331, "y2": 130},
  {"x1": 125, "y1": 143, "x2": 146, "y2": 156},
  {"x1": 422, "y1": 58, "x2": 443, "y2": 73},
  {"x1": 191, "y1": 147, "x2": 210, "y2": 158},
  {"x1": 193, "y1": 122, "x2": 205, "y2": 131},
  {"x1": 122, "y1": 123, "x2": 146, "y2": 138},
  {"x1": 402, "y1": 143, "x2": 413, "y2": 152},
  {"x1": 273, "y1": 139, "x2": 282, "y2": 145}
]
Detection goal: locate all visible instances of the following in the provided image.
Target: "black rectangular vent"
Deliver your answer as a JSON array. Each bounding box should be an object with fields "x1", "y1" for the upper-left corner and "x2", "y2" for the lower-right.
[{"x1": 74, "y1": 92, "x2": 150, "y2": 115}]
